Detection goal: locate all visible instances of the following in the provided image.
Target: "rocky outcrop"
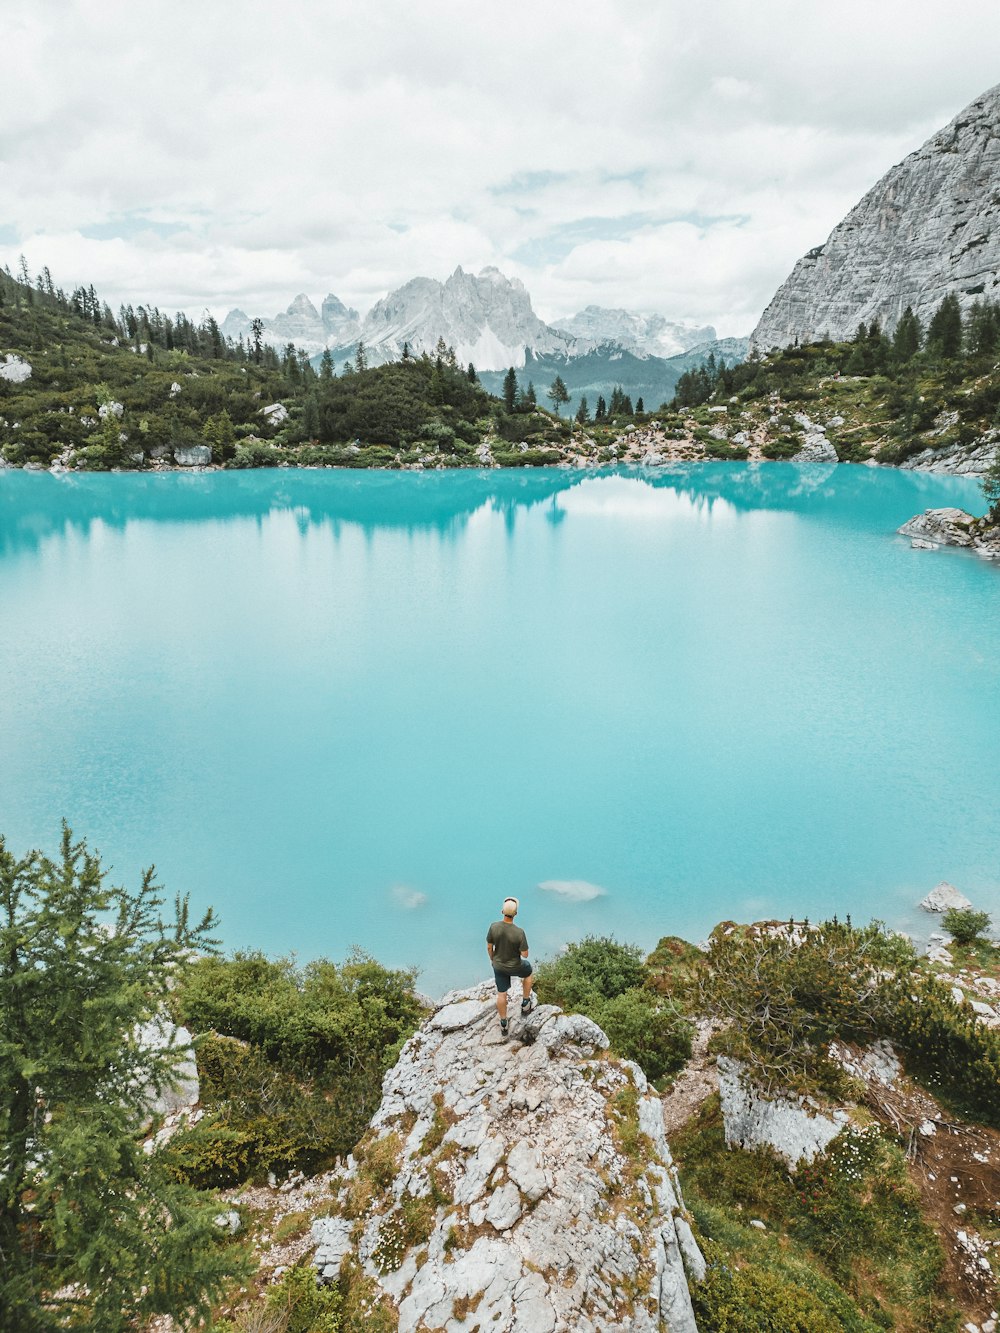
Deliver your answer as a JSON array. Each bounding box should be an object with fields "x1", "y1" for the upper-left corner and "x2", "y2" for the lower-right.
[
  {"x1": 717, "y1": 1056, "x2": 850, "y2": 1168},
  {"x1": 753, "y1": 82, "x2": 1000, "y2": 349},
  {"x1": 898, "y1": 510, "x2": 1000, "y2": 560},
  {"x1": 792, "y1": 412, "x2": 838, "y2": 463},
  {"x1": 898, "y1": 433, "x2": 999, "y2": 476},
  {"x1": 309, "y1": 982, "x2": 701, "y2": 1332}
]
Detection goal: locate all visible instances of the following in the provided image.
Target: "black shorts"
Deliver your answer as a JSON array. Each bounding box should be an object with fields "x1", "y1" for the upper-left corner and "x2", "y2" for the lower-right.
[{"x1": 493, "y1": 961, "x2": 533, "y2": 992}]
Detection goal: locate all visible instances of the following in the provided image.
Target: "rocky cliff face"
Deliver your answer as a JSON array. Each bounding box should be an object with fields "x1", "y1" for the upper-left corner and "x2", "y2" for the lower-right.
[
  {"x1": 309, "y1": 981, "x2": 702, "y2": 1332},
  {"x1": 753, "y1": 82, "x2": 1000, "y2": 350}
]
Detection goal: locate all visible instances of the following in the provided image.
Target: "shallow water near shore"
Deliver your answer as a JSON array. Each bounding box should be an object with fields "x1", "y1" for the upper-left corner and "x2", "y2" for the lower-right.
[{"x1": 1, "y1": 463, "x2": 998, "y2": 994}]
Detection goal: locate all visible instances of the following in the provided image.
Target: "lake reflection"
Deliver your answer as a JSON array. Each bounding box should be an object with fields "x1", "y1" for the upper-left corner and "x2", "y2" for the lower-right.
[{"x1": 0, "y1": 465, "x2": 997, "y2": 994}]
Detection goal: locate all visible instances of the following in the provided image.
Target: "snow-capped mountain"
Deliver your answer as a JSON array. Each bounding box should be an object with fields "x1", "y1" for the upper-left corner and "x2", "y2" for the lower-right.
[
  {"x1": 551, "y1": 306, "x2": 716, "y2": 359},
  {"x1": 221, "y1": 293, "x2": 360, "y2": 354},
  {"x1": 221, "y1": 267, "x2": 739, "y2": 377},
  {"x1": 356, "y1": 266, "x2": 571, "y2": 369}
]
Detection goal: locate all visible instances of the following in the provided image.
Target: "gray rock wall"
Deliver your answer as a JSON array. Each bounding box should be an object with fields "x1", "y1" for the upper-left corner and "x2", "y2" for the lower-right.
[{"x1": 753, "y1": 83, "x2": 1000, "y2": 349}]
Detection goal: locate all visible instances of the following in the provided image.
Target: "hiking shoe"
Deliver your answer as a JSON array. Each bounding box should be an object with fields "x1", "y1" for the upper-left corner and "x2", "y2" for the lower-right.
[
  {"x1": 500, "y1": 1017, "x2": 509, "y2": 1037},
  {"x1": 520, "y1": 994, "x2": 536, "y2": 1015}
]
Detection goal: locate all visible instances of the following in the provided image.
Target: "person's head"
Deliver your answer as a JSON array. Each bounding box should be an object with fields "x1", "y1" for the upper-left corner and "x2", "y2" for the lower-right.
[{"x1": 502, "y1": 897, "x2": 519, "y2": 920}]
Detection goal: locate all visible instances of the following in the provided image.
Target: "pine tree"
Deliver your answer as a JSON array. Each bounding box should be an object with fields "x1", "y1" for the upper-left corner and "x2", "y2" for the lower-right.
[
  {"x1": 503, "y1": 366, "x2": 518, "y2": 414},
  {"x1": 320, "y1": 348, "x2": 334, "y2": 381},
  {"x1": 525, "y1": 381, "x2": 537, "y2": 407},
  {"x1": 983, "y1": 447, "x2": 1000, "y2": 524},
  {"x1": 635, "y1": 397, "x2": 644, "y2": 414},
  {"x1": 355, "y1": 340, "x2": 368, "y2": 373},
  {"x1": 575, "y1": 395, "x2": 590, "y2": 425},
  {"x1": 595, "y1": 394, "x2": 607, "y2": 422},
  {"x1": 927, "y1": 293, "x2": 963, "y2": 359},
  {"x1": 467, "y1": 362, "x2": 477, "y2": 382},
  {"x1": 546, "y1": 376, "x2": 570, "y2": 417},
  {"x1": 0, "y1": 827, "x2": 245, "y2": 1330},
  {"x1": 892, "y1": 306, "x2": 922, "y2": 363}
]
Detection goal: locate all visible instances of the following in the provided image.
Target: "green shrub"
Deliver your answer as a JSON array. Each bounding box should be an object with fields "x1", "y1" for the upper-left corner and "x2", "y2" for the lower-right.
[
  {"x1": 677, "y1": 1103, "x2": 954, "y2": 1331},
  {"x1": 941, "y1": 907, "x2": 992, "y2": 945},
  {"x1": 892, "y1": 974, "x2": 1000, "y2": 1126},
  {"x1": 698, "y1": 920, "x2": 917, "y2": 1097},
  {"x1": 703, "y1": 439, "x2": 750, "y2": 460},
  {"x1": 593, "y1": 988, "x2": 692, "y2": 1082},
  {"x1": 170, "y1": 952, "x2": 424, "y2": 1181},
  {"x1": 492, "y1": 447, "x2": 562, "y2": 466},
  {"x1": 536, "y1": 936, "x2": 646, "y2": 1010},
  {"x1": 230, "y1": 440, "x2": 281, "y2": 468},
  {"x1": 217, "y1": 1262, "x2": 344, "y2": 1333},
  {"x1": 761, "y1": 436, "x2": 800, "y2": 459},
  {"x1": 691, "y1": 1244, "x2": 844, "y2": 1332}
]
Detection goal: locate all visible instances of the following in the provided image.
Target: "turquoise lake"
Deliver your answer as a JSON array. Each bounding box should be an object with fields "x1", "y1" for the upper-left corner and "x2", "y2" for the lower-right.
[{"x1": 1, "y1": 464, "x2": 998, "y2": 994}]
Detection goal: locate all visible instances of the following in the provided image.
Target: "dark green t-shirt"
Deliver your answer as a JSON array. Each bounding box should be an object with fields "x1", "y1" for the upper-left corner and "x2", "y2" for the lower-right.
[{"x1": 487, "y1": 920, "x2": 528, "y2": 972}]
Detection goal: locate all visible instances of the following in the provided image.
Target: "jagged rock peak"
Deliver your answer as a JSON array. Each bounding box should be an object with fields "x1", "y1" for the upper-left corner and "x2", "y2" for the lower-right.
[
  {"x1": 753, "y1": 82, "x2": 1000, "y2": 350},
  {"x1": 358, "y1": 266, "x2": 568, "y2": 369},
  {"x1": 309, "y1": 981, "x2": 702, "y2": 1332},
  {"x1": 287, "y1": 293, "x2": 319, "y2": 318}
]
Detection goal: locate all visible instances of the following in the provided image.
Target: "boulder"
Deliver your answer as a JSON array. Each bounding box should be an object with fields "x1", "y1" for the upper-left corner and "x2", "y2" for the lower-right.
[
  {"x1": 899, "y1": 509, "x2": 978, "y2": 550},
  {"x1": 309, "y1": 985, "x2": 701, "y2": 1332},
  {"x1": 173, "y1": 444, "x2": 212, "y2": 467},
  {"x1": 919, "y1": 881, "x2": 973, "y2": 913},
  {"x1": 0, "y1": 354, "x2": 31, "y2": 384}
]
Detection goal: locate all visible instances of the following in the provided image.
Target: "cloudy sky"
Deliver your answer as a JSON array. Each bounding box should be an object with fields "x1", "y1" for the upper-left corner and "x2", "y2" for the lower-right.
[{"x1": 4, "y1": 2, "x2": 999, "y2": 336}]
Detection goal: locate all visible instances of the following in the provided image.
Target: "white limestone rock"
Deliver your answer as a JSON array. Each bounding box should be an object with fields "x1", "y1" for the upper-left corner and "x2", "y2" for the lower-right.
[
  {"x1": 753, "y1": 82, "x2": 1000, "y2": 350},
  {"x1": 899, "y1": 509, "x2": 978, "y2": 550},
  {"x1": 920, "y1": 881, "x2": 973, "y2": 913},
  {"x1": 718, "y1": 1055, "x2": 849, "y2": 1167},
  {"x1": 0, "y1": 354, "x2": 31, "y2": 383},
  {"x1": 261, "y1": 402, "x2": 289, "y2": 425},
  {"x1": 792, "y1": 412, "x2": 838, "y2": 463},
  {"x1": 136, "y1": 1016, "x2": 199, "y2": 1118},
  {"x1": 174, "y1": 444, "x2": 212, "y2": 467},
  {"x1": 309, "y1": 984, "x2": 701, "y2": 1331},
  {"x1": 98, "y1": 400, "x2": 124, "y2": 420}
]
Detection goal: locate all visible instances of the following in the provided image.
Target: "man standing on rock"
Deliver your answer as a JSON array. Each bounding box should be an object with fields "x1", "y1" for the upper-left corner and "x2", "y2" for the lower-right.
[{"x1": 487, "y1": 897, "x2": 535, "y2": 1038}]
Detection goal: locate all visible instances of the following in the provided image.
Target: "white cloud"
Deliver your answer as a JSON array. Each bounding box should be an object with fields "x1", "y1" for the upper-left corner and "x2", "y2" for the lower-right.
[
  {"x1": 2, "y1": 2, "x2": 999, "y2": 332},
  {"x1": 390, "y1": 884, "x2": 428, "y2": 910},
  {"x1": 538, "y1": 880, "x2": 608, "y2": 903}
]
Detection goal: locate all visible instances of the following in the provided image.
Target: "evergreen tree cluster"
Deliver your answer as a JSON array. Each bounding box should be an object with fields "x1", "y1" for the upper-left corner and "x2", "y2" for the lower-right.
[
  {"x1": 672, "y1": 294, "x2": 1000, "y2": 412},
  {"x1": 0, "y1": 264, "x2": 494, "y2": 469}
]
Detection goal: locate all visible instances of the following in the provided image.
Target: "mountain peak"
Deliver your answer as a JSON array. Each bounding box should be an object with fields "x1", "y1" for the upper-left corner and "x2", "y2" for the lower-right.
[
  {"x1": 752, "y1": 81, "x2": 1000, "y2": 348},
  {"x1": 287, "y1": 293, "x2": 319, "y2": 318}
]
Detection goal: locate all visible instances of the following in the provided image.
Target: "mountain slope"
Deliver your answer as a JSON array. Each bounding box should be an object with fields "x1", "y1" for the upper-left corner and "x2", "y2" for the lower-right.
[{"x1": 753, "y1": 82, "x2": 1000, "y2": 349}]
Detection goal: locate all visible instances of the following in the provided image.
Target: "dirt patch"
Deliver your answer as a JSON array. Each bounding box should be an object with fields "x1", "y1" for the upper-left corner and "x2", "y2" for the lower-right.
[
  {"x1": 661, "y1": 1019, "x2": 718, "y2": 1137},
  {"x1": 862, "y1": 1073, "x2": 1000, "y2": 1323}
]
